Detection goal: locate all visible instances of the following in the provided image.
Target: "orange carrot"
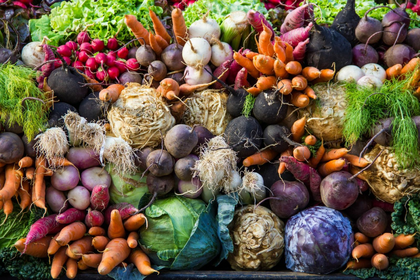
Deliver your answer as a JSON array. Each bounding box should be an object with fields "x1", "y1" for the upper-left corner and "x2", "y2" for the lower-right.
[
  {"x1": 155, "y1": 34, "x2": 169, "y2": 50},
  {"x1": 371, "y1": 253, "x2": 389, "y2": 270},
  {"x1": 349, "y1": 165, "x2": 368, "y2": 181},
  {"x1": 44, "y1": 169, "x2": 54, "y2": 177},
  {"x1": 55, "y1": 222, "x2": 87, "y2": 246},
  {"x1": 48, "y1": 233, "x2": 61, "y2": 255},
  {"x1": 373, "y1": 233, "x2": 395, "y2": 254},
  {"x1": 345, "y1": 259, "x2": 372, "y2": 270},
  {"x1": 128, "y1": 248, "x2": 159, "y2": 276},
  {"x1": 291, "y1": 116, "x2": 306, "y2": 142},
  {"x1": 292, "y1": 75, "x2": 308, "y2": 91},
  {"x1": 33, "y1": 157, "x2": 47, "y2": 212},
  {"x1": 171, "y1": 8, "x2": 187, "y2": 46},
  {"x1": 313, "y1": 69, "x2": 335, "y2": 83},
  {"x1": 51, "y1": 247, "x2": 69, "y2": 279},
  {"x1": 401, "y1": 57, "x2": 420, "y2": 75},
  {"x1": 66, "y1": 236, "x2": 94, "y2": 260},
  {"x1": 99, "y1": 84, "x2": 125, "y2": 103},
  {"x1": 246, "y1": 87, "x2": 262, "y2": 96},
  {"x1": 149, "y1": 9, "x2": 171, "y2": 44},
  {"x1": 302, "y1": 67, "x2": 321, "y2": 81},
  {"x1": 352, "y1": 243, "x2": 375, "y2": 261},
  {"x1": 304, "y1": 135, "x2": 317, "y2": 146},
  {"x1": 158, "y1": 78, "x2": 180, "y2": 100},
  {"x1": 127, "y1": 232, "x2": 139, "y2": 248},
  {"x1": 149, "y1": 33, "x2": 163, "y2": 56},
  {"x1": 259, "y1": 23, "x2": 275, "y2": 57},
  {"x1": 18, "y1": 157, "x2": 33, "y2": 169},
  {"x1": 394, "y1": 233, "x2": 416, "y2": 249},
  {"x1": 108, "y1": 209, "x2": 126, "y2": 239},
  {"x1": 25, "y1": 167, "x2": 35, "y2": 180},
  {"x1": 274, "y1": 59, "x2": 289, "y2": 79},
  {"x1": 243, "y1": 148, "x2": 278, "y2": 167},
  {"x1": 386, "y1": 64, "x2": 402, "y2": 79},
  {"x1": 318, "y1": 159, "x2": 346, "y2": 177},
  {"x1": 277, "y1": 79, "x2": 292, "y2": 95},
  {"x1": 18, "y1": 180, "x2": 31, "y2": 211},
  {"x1": 124, "y1": 15, "x2": 150, "y2": 45},
  {"x1": 321, "y1": 148, "x2": 349, "y2": 162},
  {"x1": 256, "y1": 76, "x2": 277, "y2": 91},
  {"x1": 98, "y1": 238, "x2": 131, "y2": 275},
  {"x1": 78, "y1": 259, "x2": 89, "y2": 271},
  {"x1": 392, "y1": 247, "x2": 419, "y2": 258},
  {"x1": 92, "y1": 236, "x2": 110, "y2": 251},
  {"x1": 284, "y1": 42, "x2": 294, "y2": 62},
  {"x1": 293, "y1": 146, "x2": 311, "y2": 162},
  {"x1": 285, "y1": 61, "x2": 302, "y2": 75},
  {"x1": 355, "y1": 232, "x2": 370, "y2": 244},
  {"x1": 253, "y1": 55, "x2": 275, "y2": 75},
  {"x1": 274, "y1": 39, "x2": 286, "y2": 62},
  {"x1": 303, "y1": 86, "x2": 317, "y2": 99},
  {"x1": 124, "y1": 213, "x2": 148, "y2": 232},
  {"x1": 66, "y1": 258, "x2": 78, "y2": 279},
  {"x1": 178, "y1": 81, "x2": 217, "y2": 97},
  {"x1": 82, "y1": 253, "x2": 103, "y2": 268},
  {"x1": 278, "y1": 149, "x2": 293, "y2": 175},
  {"x1": 14, "y1": 236, "x2": 51, "y2": 258},
  {"x1": 290, "y1": 91, "x2": 310, "y2": 108},
  {"x1": 0, "y1": 164, "x2": 20, "y2": 202},
  {"x1": 309, "y1": 142, "x2": 325, "y2": 168},
  {"x1": 245, "y1": 51, "x2": 260, "y2": 60},
  {"x1": 88, "y1": 226, "x2": 106, "y2": 236},
  {"x1": 233, "y1": 52, "x2": 260, "y2": 78},
  {"x1": 1, "y1": 198, "x2": 13, "y2": 225},
  {"x1": 344, "y1": 154, "x2": 370, "y2": 168}
]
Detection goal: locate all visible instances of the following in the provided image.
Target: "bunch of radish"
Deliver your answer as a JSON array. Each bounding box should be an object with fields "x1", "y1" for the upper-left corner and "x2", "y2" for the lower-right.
[
  {"x1": 168, "y1": 0, "x2": 198, "y2": 10},
  {"x1": 55, "y1": 31, "x2": 140, "y2": 83}
]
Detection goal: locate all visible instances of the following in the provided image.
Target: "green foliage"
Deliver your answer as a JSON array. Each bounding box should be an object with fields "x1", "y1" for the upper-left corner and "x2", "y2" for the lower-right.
[
  {"x1": 0, "y1": 64, "x2": 49, "y2": 141},
  {"x1": 302, "y1": 137, "x2": 322, "y2": 157},
  {"x1": 391, "y1": 194, "x2": 420, "y2": 240},
  {"x1": 241, "y1": 94, "x2": 256, "y2": 118}
]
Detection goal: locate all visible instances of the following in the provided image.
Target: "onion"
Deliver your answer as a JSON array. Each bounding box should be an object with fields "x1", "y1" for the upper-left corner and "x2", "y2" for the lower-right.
[
  {"x1": 182, "y1": 38, "x2": 212, "y2": 67},
  {"x1": 184, "y1": 65, "x2": 212, "y2": 85},
  {"x1": 361, "y1": 63, "x2": 386, "y2": 83},
  {"x1": 21, "y1": 41, "x2": 45, "y2": 68},
  {"x1": 210, "y1": 39, "x2": 233, "y2": 67},
  {"x1": 188, "y1": 14, "x2": 221, "y2": 42},
  {"x1": 336, "y1": 65, "x2": 365, "y2": 83},
  {"x1": 357, "y1": 75, "x2": 383, "y2": 89}
]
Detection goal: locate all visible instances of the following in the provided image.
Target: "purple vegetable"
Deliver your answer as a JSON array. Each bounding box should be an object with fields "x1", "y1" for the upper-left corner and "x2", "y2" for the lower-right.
[
  {"x1": 292, "y1": 38, "x2": 310, "y2": 62},
  {"x1": 383, "y1": 43, "x2": 415, "y2": 68},
  {"x1": 320, "y1": 171, "x2": 359, "y2": 210},
  {"x1": 24, "y1": 214, "x2": 62, "y2": 251},
  {"x1": 352, "y1": 44, "x2": 379, "y2": 67},
  {"x1": 247, "y1": 10, "x2": 274, "y2": 40},
  {"x1": 356, "y1": 207, "x2": 387, "y2": 238},
  {"x1": 46, "y1": 187, "x2": 68, "y2": 213},
  {"x1": 268, "y1": 180, "x2": 309, "y2": 219},
  {"x1": 55, "y1": 208, "x2": 86, "y2": 224},
  {"x1": 281, "y1": 4, "x2": 313, "y2": 34},
  {"x1": 227, "y1": 59, "x2": 243, "y2": 84},
  {"x1": 280, "y1": 22, "x2": 313, "y2": 47},
  {"x1": 85, "y1": 209, "x2": 104, "y2": 227},
  {"x1": 344, "y1": 193, "x2": 373, "y2": 220},
  {"x1": 66, "y1": 147, "x2": 100, "y2": 170},
  {"x1": 51, "y1": 165, "x2": 79, "y2": 191},
  {"x1": 212, "y1": 60, "x2": 232, "y2": 89},
  {"x1": 178, "y1": 177, "x2": 202, "y2": 199}
]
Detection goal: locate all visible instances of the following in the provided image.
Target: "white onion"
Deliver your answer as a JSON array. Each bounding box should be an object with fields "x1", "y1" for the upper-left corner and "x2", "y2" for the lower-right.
[
  {"x1": 210, "y1": 39, "x2": 233, "y2": 67},
  {"x1": 357, "y1": 75, "x2": 383, "y2": 89},
  {"x1": 184, "y1": 65, "x2": 212, "y2": 85},
  {"x1": 21, "y1": 41, "x2": 45, "y2": 68},
  {"x1": 188, "y1": 15, "x2": 221, "y2": 42},
  {"x1": 336, "y1": 65, "x2": 365, "y2": 83},
  {"x1": 182, "y1": 38, "x2": 212, "y2": 67},
  {"x1": 361, "y1": 63, "x2": 387, "y2": 82}
]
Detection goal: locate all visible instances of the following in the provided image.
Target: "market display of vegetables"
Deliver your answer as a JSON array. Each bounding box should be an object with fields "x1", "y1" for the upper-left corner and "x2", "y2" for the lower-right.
[{"x1": 1, "y1": 0, "x2": 420, "y2": 279}]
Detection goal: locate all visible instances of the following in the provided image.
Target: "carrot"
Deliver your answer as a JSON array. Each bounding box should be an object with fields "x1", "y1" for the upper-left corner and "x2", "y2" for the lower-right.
[
  {"x1": 98, "y1": 238, "x2": 131, "y2": 275},
  {"x1": 127, "y1": 232, "x2": 139, "y2": 248},
  {"x1": 293, "y1": 146, "x2": 311, "y2": 162},
  {"x1": 18, "y1": 180, "x2": 31, "y2": 211},
  {"x1": 0, "y1": 164, "x2": 20, "y2": 202},
  {"x1": 233, "y1": 52, "x2": 260, "y2": 79},
  {"x1": 291, "y1": 116, "x2": 306, "y2": 142},
  {"x1": 171, "y1": 8, "x2": 187, "y2": 46},
  {"x1": 66, "y1": 236, "x2": 94, "y2": 260},
  {"x1": 373, "y1": 233, "x2": 395, "y2": 254},
  {"x1": 1, "y1": 198, "x2": 13, "y2": 225},
  {"x1": 292, "y1": 75, "x2": 307, "y2": 91},
  {"x1": 371, "y1": 253, "x2": 389, "y2": 270},
  {"x1": 108, "y1": 209, "x2": 126, "y2": 239},
  {"x1": 99, "y1": 84, "x2": 125, "y2": 103},
  {"x1": 149, "y1": 32, "x2": 162, "y2": 56},
  {"x1": 26, "y1": 167, "x2": 35, "y2": 180},
  {"x1": 124, "y1": 213, "x2": 147, "y2": 232},
  {"x1": 285, "y1": 61, "x2": 302, "y2": 75},
  {"x1": 92, "y1": 236, "x2": 110, "y2": 251},
  {"x1": 386, "y1": 63, "x2": 402, "y2": 79},
  {"x1": 278, "y1": 149, "x2": 293, "y2": 175},
  {"x1": 66, "y1": 258, "x2": 78, "y2": 279},
  {"x1": 352, "y1": 243, "x2": 375, "y2": 261},
  {"x1": 78, "y1": 259, "x2": 89, "y2": 270},
  {"x1": 178, "y1": 80, "x2": 217, "y2": 97},
  {"x1": 149, "y1": 9, "x2": 171, "y2": 44},
  {"x1": 55, "y1": 222, "x2": 87, "y2": 246},
  {"x1": 308, "y1": 142, "x2": 325, "y2": 168},
  {"x1": 82, "y1": 253, "x2": 103, "y2": 268},
  {"x1": 277, "y1": 79, "x2": 292, "y2": 95},
  {"x1": 246, "y1": 87, "x2": 262, "y2": 96},
  {"x1": 318, "y1": 159, "x2": 346, "y2": 177},
  {"x1": 88, "y1": 226, "x2": 106, "y2": 236},
  {"x1": 255, "y1": 76, "x2": 277, "y2": 91},
  {"x1": 302, "y1": 67, "x2": 321, "y2": 81},
  {"x1": 313, "y1": 69, "x2": 335, "y2": 83},
  {"x1": 355, "y1": 232, "x2": 370, "y2": 244},
  {"x1": 14, "y1": 236, "x2": 51, "y2": 258},
  {"x1": 284, "y1": 42, "x2": 294, "y2": 62},
  {"x1": 401, "y1": 57, "x2": 420, "y2": 75},
  {"x1": 245, "y1": 51, "x2": 259, "y2": 60},
  {"x1": 290, "y1": 91, "x2": 310, "y2": 108},
  {"x1": 274, "y1": 59, "x2": 289, "y2": 79},
  {"x1": 124, "y1": 15, "x2": 150, "y2": 45},
  {"x1": 158, "y1": 78, "x2": 180, "y2": 100},
  {"x1": 18, "y1": 157, "x2": 33, "y2": 169},
  {"x1": 253, "y1": 55, "x2": 275, "y2": 75},
  {"x1": 394, "y1": 233, "x2": 416, "y2": 249},
  {"x1": 48, "y1": 233, "x2": 61, "y2": 255},
  {"x1": 259, "y1": 23, "x2": 275, "y2": 57},
  {"x1": 155, "y1": 34, "x2": 169, "y2": 50},
  {"x1": 321, "y1": 148, "x2": 349, "y2": 162},
  {"x1": 349, "y1": 165, "x2": 368, "y2": 181},
  {"x1": 304, "y1": 135, "x2": 317, "y2": 146},
  {"x1": 33, "y1": 157, "x2": 47, "y2": 212},
  {"x1": 243, "y1": 148, "x2": 278, "y2": 167},
  {"x1": 303, "y1": 86, "x2": 317, "y2": 99},
  {"x1": 274, "y1": 39, "x2": 286, "y2": 62},
  {"x1": 51, "y1": 246, "x2": 69, "y2": 279},
  {"x1": 128, "y1": 248, "x2": 159, "y2": 276},
  {"x1": 345, "y1": 259, "x2": 372, "y2": 270},
  {"x1": 344, "y1": 154, "x2": 370, "y2": 168},
  {"x1": 391, "y1": 247, "x2": 419, "y2": 258}
]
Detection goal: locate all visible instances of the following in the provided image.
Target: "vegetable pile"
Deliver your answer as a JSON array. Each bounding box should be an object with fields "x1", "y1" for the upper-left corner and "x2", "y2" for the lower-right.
[{"x1": 2, "y1": 0, "x2": 420, "y2": 279}]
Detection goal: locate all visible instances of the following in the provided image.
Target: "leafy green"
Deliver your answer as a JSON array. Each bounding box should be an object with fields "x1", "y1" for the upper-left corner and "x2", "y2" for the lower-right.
[
  {"x1": 29, "y1": 0, "x2": 163, "y2": 46},
  {"x1": 308, "y1": 0, "x2": 420, "y2": 28},
  {"x1": 241, "y1": 94, "x2": 256, "y2": 118},
  {"x1": 0, "y1": 64, "x2": 49, "y2": 141},
  {"x1": 391, "y1": 194, "x2": 420, "y2": 239},
  {"x1": 183, "y1": 0, "x2": 268, "y2": 26}
]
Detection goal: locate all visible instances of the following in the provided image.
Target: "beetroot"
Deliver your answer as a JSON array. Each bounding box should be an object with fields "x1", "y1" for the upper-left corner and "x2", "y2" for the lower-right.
[
  {"x1": 357, "y1": 207, "x2": 388, "y2": 238},
  {"x1": 352, "y1": 44, "x2": 379, "y2": 67},
  {"x1": 344, "y1": 193, "x2": 373, "y2": 220},
  {"x1": 320, "y1": 171, "x2": 359, "y2": 210}
]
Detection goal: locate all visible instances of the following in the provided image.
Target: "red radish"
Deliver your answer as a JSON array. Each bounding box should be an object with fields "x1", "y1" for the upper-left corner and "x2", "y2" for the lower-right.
[
  {"x1": 114, "y1": 60, "x2": 127, "y2": 73},
  {"x1": 77, "y1": 31, "x2": 91, "y2": 45},
  {"x1": 234, "y1": 68, "x2": 250, "y2": 90},
  {"x1": 126, "y1": 58, "x2": 140, "y2": 71},
  {"x1": 95, "y1": 53, "x2": 108, "y2": 65},
  {"x1": 75, "y1": 50, "x2": 80, "y2": 57},
  {"x1": 73, "y1": 60, "x2": 84, "y2": 71},
  {"x1": 107, "y1": 51, "x2": 117, "y2": 59},
  {"x1": 85, "y1": 68, "x2": 95, "y2": 79},
  {"x1": 108, "y1": 66, "x2": 120, "y2": 80},
  {"x1": 65, "y1": 41, "x2": 78, "y2": 51},
  {"x1": 280, "y1": 3, "x2": 312, "y2": 34},
  {"x1": 54, "y1": 57, "x2": 71, "y2": 68},
  {"x1": 12, "y1": 1, "x2": 27, "y2": 9},
  {"x1": 212, "y1": 60, "x2": 231, "y2": 89},
  {"x1": 55, "y1": 208, "x2": 86, "y2": 224},
  {"x1": 80, "y1": 42, "x2": 93, "y2": 54},
  {"x1": 264, "y1": 2, "x2": 276, "y2": 9},
  {"x1": 36, "y1": 44, "x2": 55, "y2": 89},
  {"x1": 247, "y1": 10, "x2": 275, "y2": 39},
  {"x1": 293, "y1": 38, "x2": 310, "y2": 62},
  {"x1": 24, "y1": 214, "x2": 62, "y2": 252},
  {"x1": 280, "y1": 22, "x2": 313, "y2": 47},
  {"x1": 227, "y1": 59, "x2": 244, "y2": 84},
  {"x1": 78, "y1": 50, "x2": 89, "y2": 63},
  {"x1": 187, "y1": 0, "x2": 195, "y2": 5},
  {"x1": 117, "y1": 47, "x2": 129, "y2": 59},
  {"x1": 104, "y1": 202, "x2": 138, "y2": 224},
  {"x1": 90, "y1": 185, "x2": 110, "y2": 211},
  {"x1": 85, "y1": 209, "x2": 104, "y2": 227},
  {"x1": 173, "y1": 2, "x2": 185, "y2": 9},
  {"x1": 107, "y1": 38, "x2": 119, "y2": 50},
  {"x1": 106, "y1": 53, "x2": 116, "y2": 66},
  {"x1": 96, "y1": 68, "x2": 108, "y2": 81},
  {"x1": 86, "y1": 57, "x2": 98, "y2": 71},
  {"x1": 91, "y1": 39, "x2": 105, "y2": 52}
]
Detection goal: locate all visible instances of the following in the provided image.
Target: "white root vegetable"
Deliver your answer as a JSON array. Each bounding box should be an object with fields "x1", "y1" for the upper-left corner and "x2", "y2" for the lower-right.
[
  {"x1": 63, "y1": 111, "x2": 87, "y2": 147},
  {"x1": 188, "y1": 14, "x2": 221, "y2": 42},
  {"x1": 34, "y1": 127, "x2": 69, "y2": 168},
  {"x1": 357, "y1": 75, "x2": 383, "y2": 89},
  {"x1": 182, "y1": 38, "x2": 212, "y2": 68},
  {"x1": 184, "y1": 65, "x2": 213, "y2": 85},
  {"x1": 223, "y1": 170, "x2": 242, "y2": 194},
  {"x1": 210, "y1": 38, "x2": 233, "y2": 67},
  {"x1": 102, "y1": 136, "x2": 137, "y2": 174},
  {"x1": 361, "y1": 63, "x2": 386, "y2": 82},
  {"x1": 239, "y1": 171, "x2": 266, "y2": 204},
  {"x1": 21, "y1": 39, "x2": 46, "y2": 68},
  {"x1": 335, "y1": 65, "x2": 365, "y2": 83}
]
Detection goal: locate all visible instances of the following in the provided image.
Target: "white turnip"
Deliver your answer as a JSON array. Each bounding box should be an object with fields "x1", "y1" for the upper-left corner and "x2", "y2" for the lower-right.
[
  {"x1": 46, "y1": 187, "x2": 68, "y2": 213},
  {"x1": 51, "y1": 166, "x2": 80, "y2": 191},
  {"x1": 188, "y1": 15, "x2": 221, "y2": 42},
  {"x1": 68, "y1": 186, "x2": 91, "y2": 210},
  {"x1": 184, "y1": 65, "x2": 212, "y2": 85},
  {"x1": 81, "y1": 167, "x2": 111, "y2": 191},
  {"x1": 66, "y1": 147, "x2": 101, "y2": 170},
  {"x1": 336, "y1": 65, "x2": 365, "y2": 83},
  {"x1": 182, "y1": 38, "x2": 211, "y2": 67},
  {"x1": 361, "y1": 63, "x2": 386, "y2": 82}
]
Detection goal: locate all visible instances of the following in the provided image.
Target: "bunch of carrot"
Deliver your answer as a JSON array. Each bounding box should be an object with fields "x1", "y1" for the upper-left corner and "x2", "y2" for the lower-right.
[
  {"x1": 346, "y1": 232, "x2": 419, "y2": 271},
  {"x1": 232, "y1": 22, "x2": 335, "y2": 108},
  {"x1": 14, "y1": 209, "x2": 154, "y2": 279},
  {"x1": 385, "y1": 57, "x2": 420, "y2": 98}
]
